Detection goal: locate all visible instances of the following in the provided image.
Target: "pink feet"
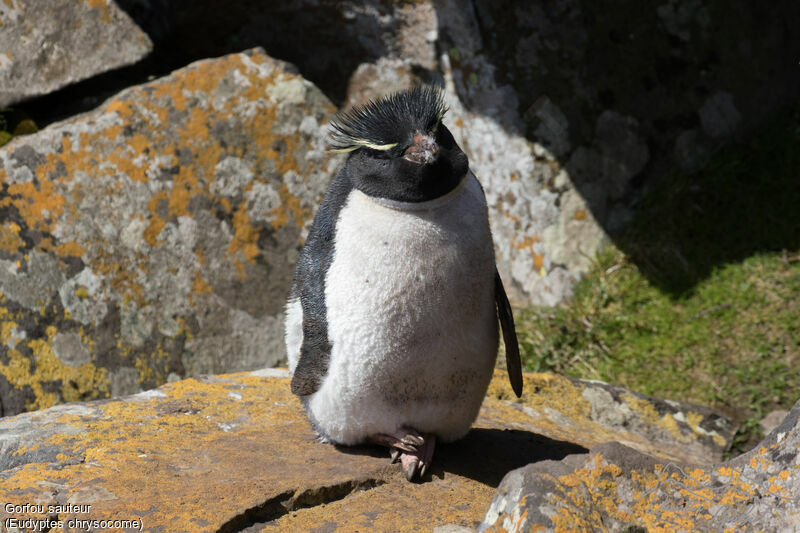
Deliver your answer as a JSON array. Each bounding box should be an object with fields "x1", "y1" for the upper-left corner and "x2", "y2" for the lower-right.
[{"x1": 369, "y1": 426, "x2": 436, "y2": 481}]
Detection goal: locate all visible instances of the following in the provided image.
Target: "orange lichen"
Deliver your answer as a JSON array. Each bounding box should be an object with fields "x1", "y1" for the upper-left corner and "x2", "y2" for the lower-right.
[
  {"x1": 1, "y1": 180, "x2": 66, "y2": 233},
  {"x1": 86, "y1": 0, "x2": 112, "y2": 23},
  {"x1": 144, "y1": 191, "x2": 169, "y2": 246},
  {"x1": 270, "y1": 183, "x2": 310, "y2": 230},
  {"x1": 104, "y1": 99, "x2": 135, "y2": 118},
  {"x1": 228, "y1": 203, "x2": 260, "y2": 278},
  {"x1": 192, "y1": 270, "x2": 213, "y2": 297},
  {"x1": 0, "y1": 222, "x2": 24, "y2": 253},
  {"x1": 52, "y1": 241, "x2": 85, "y2": 257},
  {"x1": 512, "y1": 234, "x2": 540, "y2": 251}
]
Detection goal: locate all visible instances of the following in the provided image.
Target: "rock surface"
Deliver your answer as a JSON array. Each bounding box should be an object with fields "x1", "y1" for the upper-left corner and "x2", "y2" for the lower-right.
[
  {"x1": 0, "y1": 369, "x2": 734, "y2": 531},
  {"x1": 0, "y1": 0, "x2": 153, "y2": 107},
  {"x1": 0, "y1": 49, "x2": 340, "y2": 416},
  {"x1": 480, "y1": 401, "x2": 800, "y2": 532},
  {"x1": 486, "y1": 370, "x2": 735, "y2": 465}
]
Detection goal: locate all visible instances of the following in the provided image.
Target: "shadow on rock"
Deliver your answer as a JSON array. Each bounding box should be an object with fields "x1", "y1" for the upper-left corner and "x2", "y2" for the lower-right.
[
  {"x1": 438, "y1": 428, "x2": 587, "y2": 487},
  {"x1": 337, "y1": 427, "x2": 588, "y2": 488}
]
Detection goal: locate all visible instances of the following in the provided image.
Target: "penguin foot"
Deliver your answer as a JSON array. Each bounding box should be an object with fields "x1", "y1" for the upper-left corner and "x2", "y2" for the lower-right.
[
  {"x1": 368, "y1": 427, "x2": 423, "y2": 453},
  {"x1": 369, "y1": 427, "x2": 436, "y2": 481},
  {"x1": 398, "y1": 433, "x2": 436, "y2": 481}
]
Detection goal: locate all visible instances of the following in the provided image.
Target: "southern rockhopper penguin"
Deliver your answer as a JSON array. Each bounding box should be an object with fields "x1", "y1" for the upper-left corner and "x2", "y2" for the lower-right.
[{"x1": 284, "y1": 86, "x2": 523, "y2": 481}]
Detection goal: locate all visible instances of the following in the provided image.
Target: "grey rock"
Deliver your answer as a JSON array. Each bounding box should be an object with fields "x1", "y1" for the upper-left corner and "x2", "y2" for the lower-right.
[
  {"x1": 700, "y1": 91, "x2": 743, "y2": 139},
  {"x1": 0, "y1": 0, "x2": 152, "y2": 107},
  {"x1": 760, "y1": 409, "x2": 790, "y2": 435},
  {"x1": 525, "y1": 96, "x2": 571, "y2": 157},
  {"x1": 109, "y1": 367, "x2": 141, "y2": 398},
  {"x1": 51, "y1": 332, "x2": 91, "y2": 367},
  {"x1": 467, "y1": 0, "x2": 799, "y2": 279},
  {"x1": 595, "y1": 110, "x2": 650, "y2": 200},
  {"x1": 487, "y1": 371, "x2": 736, "y2": 466},
  {"x1": 656, "y1": 0, "x2": 711, "y2": 42},
  {"x1": 121, "y1": 0, "x2": 439, "y2": 105},
  {"x1": 344, "y1": 58, "x2": 426, "y2": 110},
  {"x1": 481, "y1": 399, "x2": 800, "y2": 531},
  {"x1": 675, "y1": 129, "x2": 712, "y2": 172},
  {"x1": 433, "y1": 525, "x2": 476, "y2": 533},
  {"x1": 0, "y1": 49, "x2": 340, "y2": 416},
  {"x1": 582, "y1": 387, "x2": 634, "y2": 428},
  {"x1": 540, "y1": 185, "x2": 610, "y2": 275}
]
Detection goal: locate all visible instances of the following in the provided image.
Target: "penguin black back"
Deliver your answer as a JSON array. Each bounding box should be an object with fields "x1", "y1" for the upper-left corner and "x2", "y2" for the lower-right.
[{"x1": 330, "y1": 86, "x2": 469, "y2": 203}]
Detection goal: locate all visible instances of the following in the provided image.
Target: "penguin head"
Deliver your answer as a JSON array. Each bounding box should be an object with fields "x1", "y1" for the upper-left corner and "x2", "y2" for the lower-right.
[{"x1": 329, "y1": 86, "x2": 469, "y2": 203}]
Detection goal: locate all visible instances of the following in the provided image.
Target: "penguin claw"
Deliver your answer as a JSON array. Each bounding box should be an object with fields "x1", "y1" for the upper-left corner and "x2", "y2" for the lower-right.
[
  {"x1": 418, "y1": 434, "x2": 436, "y2": 479},
  {"x1": 398, "y1": 432, "x2": 436, "y2": 481},
  {"x1": 401, "y1": 435, "x2": 424, "y2": 447},
  {"x1": 368, "y1": 433, "x2": 418, "y2": 453},
  {"x1": 401, "y1": 453, "x2": 419, "y2": 481},
  {"x1": 370, "y1": 428, "x2": 436, "y2": 481}
]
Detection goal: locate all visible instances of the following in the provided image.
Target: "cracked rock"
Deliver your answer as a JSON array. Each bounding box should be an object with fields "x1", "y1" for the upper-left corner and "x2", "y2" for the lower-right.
[{"x1": 0, "y1": 369, "x2": 735, "y2": 531}]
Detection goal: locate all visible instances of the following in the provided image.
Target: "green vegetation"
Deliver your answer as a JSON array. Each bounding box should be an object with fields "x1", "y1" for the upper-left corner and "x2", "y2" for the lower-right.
[
  {"x1": 0, "y1": 108, "x2": 38, "y2": 147},
  {"x1": 518, "y1": 103, "x2": 800, "y2": 455}
]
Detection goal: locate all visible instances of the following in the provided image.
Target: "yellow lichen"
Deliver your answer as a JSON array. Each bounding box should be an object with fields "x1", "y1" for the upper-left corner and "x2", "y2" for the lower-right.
[
  {"x1": 0, "y1": 328, "x2": 109, "y2": 411},
  {"x1": 228, "y1": 202, "x2": 261, "y2": 278},
  {"x1": 0, "y1": 221, "x2": 24, "y2": 253}
]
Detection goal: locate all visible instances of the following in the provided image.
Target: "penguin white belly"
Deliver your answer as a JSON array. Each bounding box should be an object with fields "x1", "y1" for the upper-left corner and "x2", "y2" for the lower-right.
[{"x1": 307, "y1": 174, "x2": 498, "y2": 445}]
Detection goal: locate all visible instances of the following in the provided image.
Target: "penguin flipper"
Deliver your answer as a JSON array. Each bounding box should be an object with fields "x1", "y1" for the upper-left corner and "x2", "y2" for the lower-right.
[
  {"x1": 289, "y1": 173, "x2": 353, "y2": 397},
  {"x1": 495, "y1": 269, "x2": 523, "y2": 398},
  {"x1": 291, "y1": 270, "x2": 331, "y2": 396}
]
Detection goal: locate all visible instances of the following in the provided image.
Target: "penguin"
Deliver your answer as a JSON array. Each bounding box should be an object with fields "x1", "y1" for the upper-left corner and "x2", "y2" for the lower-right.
[{"x1": 284, "y1": 86, "x2": 522, "y2": 481}]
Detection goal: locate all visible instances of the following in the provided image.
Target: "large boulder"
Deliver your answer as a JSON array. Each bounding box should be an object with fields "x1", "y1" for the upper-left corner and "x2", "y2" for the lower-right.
[
  {"x1": 480, "y1": 401, "x2": 800, "y2": 531},
  {"x1": 0, "y1": 49, "x2": 340, "y2": 416},
  {"x1": 454, "y1": 0, "x2": 799, "y2": 301},
  {"x1": 0, "y1": 0, "x2": 152, "y2": 107},
  {"x1": 0, "y1": 370, "x2": 734, "y2": 531}
]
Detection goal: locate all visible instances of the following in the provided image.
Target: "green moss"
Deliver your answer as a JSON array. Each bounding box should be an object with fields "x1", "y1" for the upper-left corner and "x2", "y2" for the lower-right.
[
  {"x1": 517, "y1": 102, "x2": 800, "y2": 455},
  {"x1": 0, "y1": 108, "x2": 38, "y2": 147}
]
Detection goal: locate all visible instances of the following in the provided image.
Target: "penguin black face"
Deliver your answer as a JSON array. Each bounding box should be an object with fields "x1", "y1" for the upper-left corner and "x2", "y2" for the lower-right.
[{"x1": 329, "y1": 86, "x2": 469, "y2": 203}]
